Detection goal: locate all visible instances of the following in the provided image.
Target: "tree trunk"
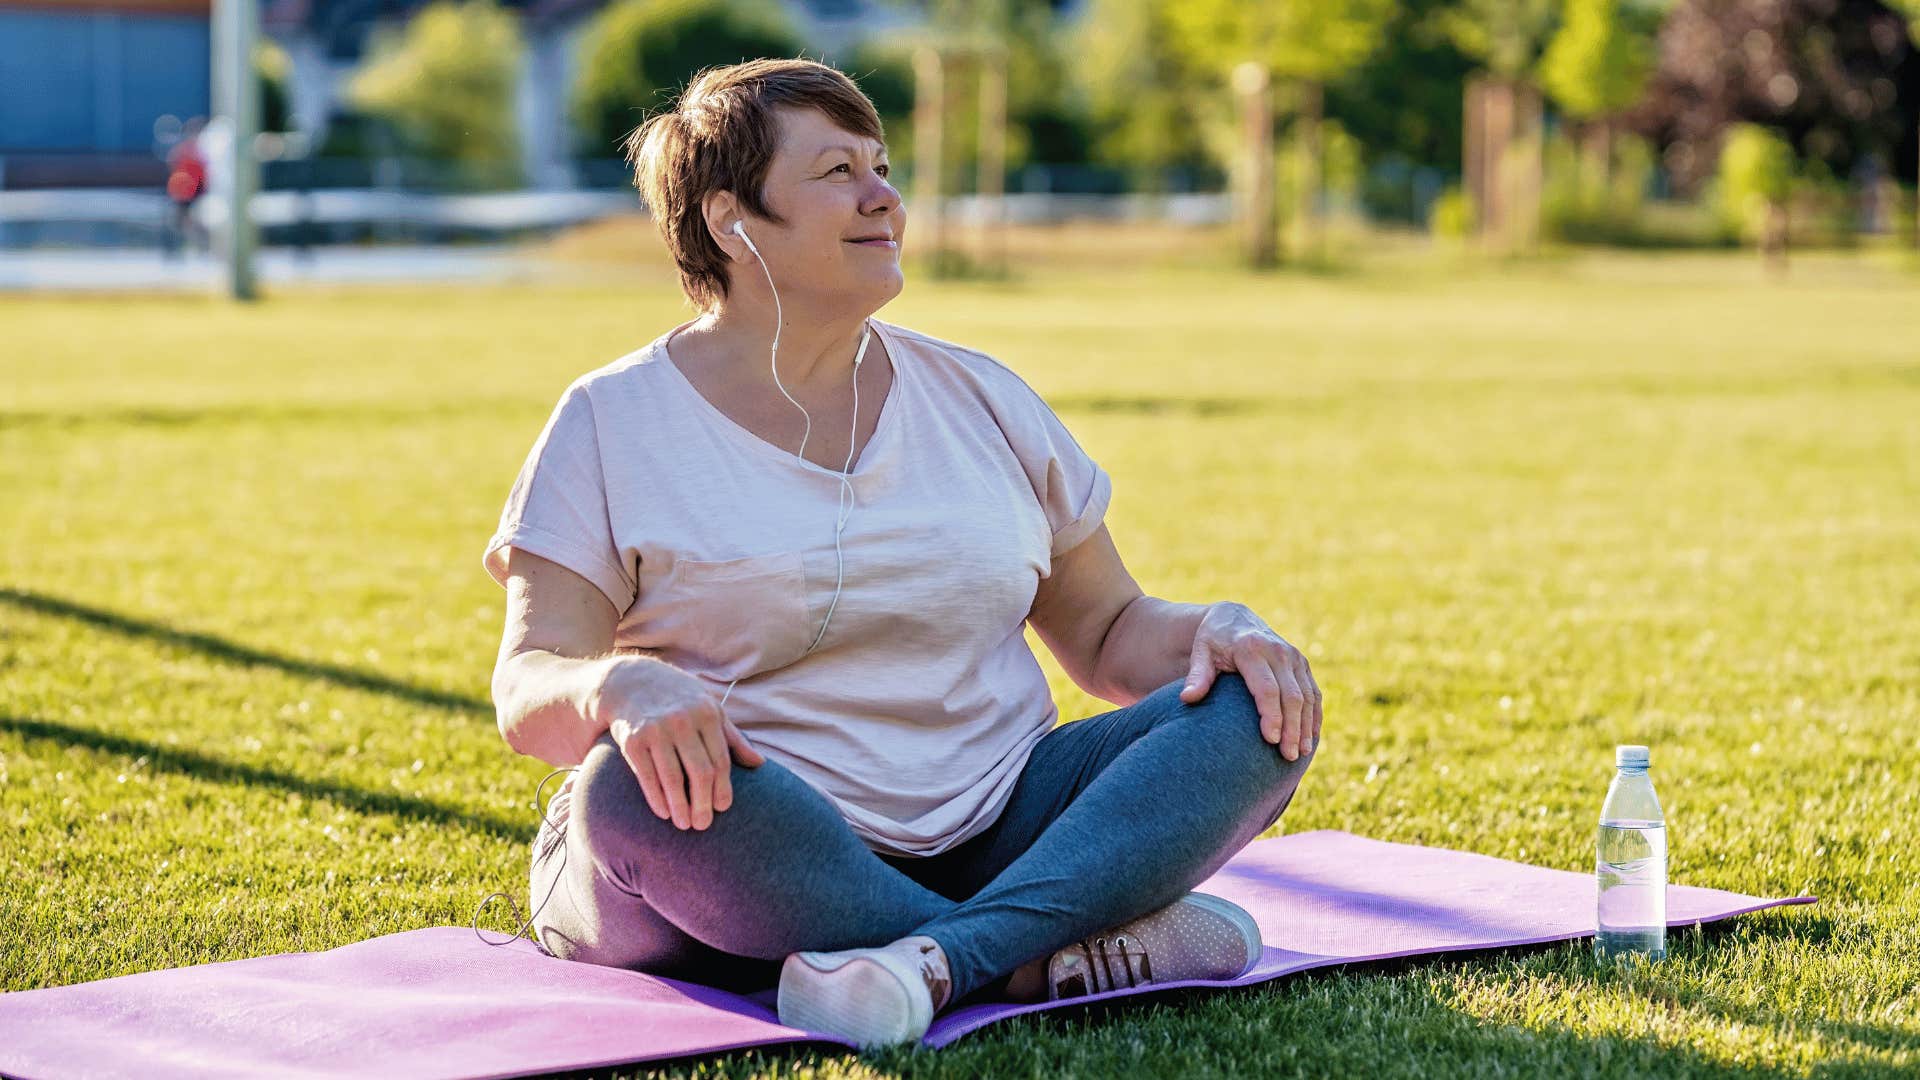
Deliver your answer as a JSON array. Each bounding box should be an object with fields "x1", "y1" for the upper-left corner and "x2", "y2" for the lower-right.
[
  {"x1": 912, "y1": 46, "x2": 947, "y2": 273},
  {"x1": 1464, "y1": 76, "x2": 1486, "y2": 242},
  {"x1": 1584, "y1": 118, "x2": 1611, "y2": 197},
  {"x1": 1296, "y1": 79, "x2": 1323, "y2": 263},
  {"x1": 1483, "y1": 78, "x2": 1514, "y2": 249},
  {"x1": 1763, "y1": 198, "x2": 1789, "y2": 274},
  {"x1": 976, "y1": 47, "x2": 1007, "y2": 277},
  {"x1": 1514, "y1": 81, "x2": 1543, "y2": 254},
  {"x1": 1234, "y1": 62, "x2": 1277, "y2": 269}
]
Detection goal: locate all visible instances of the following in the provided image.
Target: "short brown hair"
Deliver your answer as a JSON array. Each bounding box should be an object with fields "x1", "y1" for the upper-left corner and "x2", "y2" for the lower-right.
[{"x1": 625, "y1": 59, "x2": 886, "y2": 311}]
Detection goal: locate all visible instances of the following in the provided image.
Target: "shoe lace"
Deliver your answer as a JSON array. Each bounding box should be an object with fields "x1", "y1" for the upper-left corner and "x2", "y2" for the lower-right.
[{"x1": 1082, "y1": 933, "x2": 1152, "y2": 993}]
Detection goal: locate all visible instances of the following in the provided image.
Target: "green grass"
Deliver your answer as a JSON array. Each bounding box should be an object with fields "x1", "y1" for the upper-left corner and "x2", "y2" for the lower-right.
[{"x1": 3, "y1": 245, "x2": 1917, "y2": 1076}]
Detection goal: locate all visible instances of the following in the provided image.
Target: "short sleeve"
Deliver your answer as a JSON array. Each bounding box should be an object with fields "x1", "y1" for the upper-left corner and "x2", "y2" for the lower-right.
[
  {"x1": 992, "y1": 368, "x2": 1113, "y2": 563},
  {"x1": 482, "y1": 382, "x2": 638, "y2": 614}
]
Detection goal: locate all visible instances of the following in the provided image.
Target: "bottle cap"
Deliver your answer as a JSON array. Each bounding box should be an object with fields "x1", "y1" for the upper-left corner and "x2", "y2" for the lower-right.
[{"x1": 1615, "y1": 744, "x2": 1650, "y2": 768}]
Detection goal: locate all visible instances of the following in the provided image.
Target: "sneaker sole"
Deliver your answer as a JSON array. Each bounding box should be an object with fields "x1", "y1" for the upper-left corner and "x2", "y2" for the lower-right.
[
  {"x1": 777, "y1": 951, "x2": 929, "y2": 1049},
  {"x1": 1047, "y1": 892, "x2": 1266, "y2": 1000},
  {"x1": 1180, "y1": 891, "x2": 1264, "y2": 977}
]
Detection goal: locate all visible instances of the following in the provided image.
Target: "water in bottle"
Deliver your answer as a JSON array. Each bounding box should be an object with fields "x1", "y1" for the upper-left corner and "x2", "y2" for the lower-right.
[{"x1": 1595, "y1": 744, "x2": 1667, "y2": 962}]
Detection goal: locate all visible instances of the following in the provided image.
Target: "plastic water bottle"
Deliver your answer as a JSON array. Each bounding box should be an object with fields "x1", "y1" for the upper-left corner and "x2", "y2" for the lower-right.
[{"x1": 1595, "y1": 744, "x2": 1667, "y2": 962}]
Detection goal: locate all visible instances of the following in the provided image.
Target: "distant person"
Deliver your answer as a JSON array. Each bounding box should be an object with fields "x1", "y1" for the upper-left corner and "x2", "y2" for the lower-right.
[
  {"x1": 163, "y1": 119, "x2": 209, "y2": 258},
  {"x1": 481, "y1": 59, "x2": 1323, "y2": 1049}
]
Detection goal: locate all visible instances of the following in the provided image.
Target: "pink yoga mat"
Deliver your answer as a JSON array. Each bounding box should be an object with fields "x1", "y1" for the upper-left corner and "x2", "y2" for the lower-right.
[{"x1": 0, "y1": 830, "x2": 1814, "y2": 1079}]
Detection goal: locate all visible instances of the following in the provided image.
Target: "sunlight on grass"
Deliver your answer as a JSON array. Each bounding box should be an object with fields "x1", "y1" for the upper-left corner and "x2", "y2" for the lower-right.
[{"x1": 3, "y1": 243, "x2": 1916, "y2": 1076}]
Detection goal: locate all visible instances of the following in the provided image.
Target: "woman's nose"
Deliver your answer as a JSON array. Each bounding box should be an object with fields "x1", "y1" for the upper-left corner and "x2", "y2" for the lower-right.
[{"x1": 862, "y1": 173, "x2": 899, "y2": 215}]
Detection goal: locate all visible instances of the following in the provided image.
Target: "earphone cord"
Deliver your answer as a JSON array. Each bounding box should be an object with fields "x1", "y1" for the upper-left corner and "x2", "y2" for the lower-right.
[
  {"x1": 473, "y1": 259, "x2": 870, "y2": 950},
  {"x1": 471, "y1": 764, "x2": 578, "y2": 949}
]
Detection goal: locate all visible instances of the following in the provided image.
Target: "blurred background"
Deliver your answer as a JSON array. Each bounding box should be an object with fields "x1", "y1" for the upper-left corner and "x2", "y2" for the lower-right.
[{"x1": 3, "y1": 0, "x2": 1919, "y2": 287}]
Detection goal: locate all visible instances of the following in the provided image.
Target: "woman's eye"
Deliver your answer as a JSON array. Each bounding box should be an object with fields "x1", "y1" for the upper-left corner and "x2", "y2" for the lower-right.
[
  {"x1": 876, "y1": 164, "x2": 889, "y2": 177},
  {"x1": 831, "y1": 164, "x2": 850, "y2": 175}
]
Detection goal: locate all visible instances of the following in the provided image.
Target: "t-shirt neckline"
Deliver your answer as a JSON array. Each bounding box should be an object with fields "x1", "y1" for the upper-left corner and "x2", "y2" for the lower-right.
[{"x1": 653, "y1": 317, "x2": 907, "y2": 481}]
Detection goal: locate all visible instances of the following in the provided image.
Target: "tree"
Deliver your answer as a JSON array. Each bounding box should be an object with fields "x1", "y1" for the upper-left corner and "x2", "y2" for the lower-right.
[
  {"x1": 1074, "y1": 0, "x2": 1219, "y2": 181},
  {"x1": 1441, "y1": 0, "x2": 1562, "y2": 252},
  {"x1": 347, "y1": 0, "x2": 522, "y2": 184},
  {"x1": 1716, "y1": 122, "x2": 1796, "y2": 268},
  {"x1": 1540, "y1": 0, "x2": 1654, "y2": 190},
  {"x1": 1164, "y1": 0, "x2": 1396, "y2": 266},
  {"x1": 1627, "y1": 0, "x2": 1919, "y2": 197},
  {"x1": 1326, "y1": 0, "x2": 1479, "y2": 188},
  {"x1": 570, "y1": 0, "x2": 802, "y2": 158}
]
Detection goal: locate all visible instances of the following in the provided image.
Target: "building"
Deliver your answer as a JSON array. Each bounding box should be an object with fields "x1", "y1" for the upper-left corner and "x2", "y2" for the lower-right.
[{"x1": 0, "y1": 0, "x2": 212, "y2": 188}]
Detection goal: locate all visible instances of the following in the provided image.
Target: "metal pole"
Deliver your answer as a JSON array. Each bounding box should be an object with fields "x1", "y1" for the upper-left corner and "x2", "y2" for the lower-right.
[{"x1": 215, "y1": 0, "x2": 260, "y2": 299}]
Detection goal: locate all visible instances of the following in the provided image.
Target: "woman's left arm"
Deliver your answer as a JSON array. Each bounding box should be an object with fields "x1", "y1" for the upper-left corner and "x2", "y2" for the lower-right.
[{"x1": 1028, "y1": 525, "x2": 1322, "y2": 761}]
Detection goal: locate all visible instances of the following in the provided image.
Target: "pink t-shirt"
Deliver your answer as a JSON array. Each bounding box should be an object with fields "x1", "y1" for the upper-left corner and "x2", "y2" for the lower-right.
[{"x1": 483, "y1": 317, "x2": 1112, "y2": 857}]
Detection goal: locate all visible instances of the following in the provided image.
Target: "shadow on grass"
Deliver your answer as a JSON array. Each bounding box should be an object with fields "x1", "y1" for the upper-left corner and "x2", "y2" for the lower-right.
[
  {"x1": 0, "y1": 399, "x2": 533, "y2": 432},
  {"x1": 0, "y1": 714, "x2": 526, "y2": 842},
  {"x1": 1047, "y1": 394, "x2": 1264, "y2": 417},
  {"x1": 0, "y1": 587, "x2": 489, "y2": 717}
]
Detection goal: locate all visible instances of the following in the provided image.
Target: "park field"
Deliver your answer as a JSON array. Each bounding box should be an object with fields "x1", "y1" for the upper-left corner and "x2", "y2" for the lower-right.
[{"x1": 2, "y1": 242, "x2": 1917, "y2": 1076}]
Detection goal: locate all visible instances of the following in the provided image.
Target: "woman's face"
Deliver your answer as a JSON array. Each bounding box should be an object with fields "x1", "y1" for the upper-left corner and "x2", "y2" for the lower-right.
[{"x1": 731, "y1": 106, "x2": 906, "y2": 313}]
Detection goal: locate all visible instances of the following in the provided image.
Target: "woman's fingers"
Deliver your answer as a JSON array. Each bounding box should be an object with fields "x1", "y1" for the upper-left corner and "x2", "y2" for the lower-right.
[
  {"x1": 723, "y1": 717, "x2": 766, "y2": 767},
  {"x1": 1264, "y1": 651, "x2": 1308, "y2": 761},
  {"x1": 649, "y1": 738, "x2": 691, "y2": 830},
  {"x1": 676, "y1": 725, "x2": 717, "y2": 831},
  {"x1": 1293, "y1": 652, "x2": 1323, "y2": 752},
  {"x1": 620, "y1": 733, "x2": 671, "y2": 822},
  {"x1": 1239, "y1": 654, "x2": 1287, "y2": 746},
  {"x1": 696, "y1": 716, "x2": 733, "y2": 815}
]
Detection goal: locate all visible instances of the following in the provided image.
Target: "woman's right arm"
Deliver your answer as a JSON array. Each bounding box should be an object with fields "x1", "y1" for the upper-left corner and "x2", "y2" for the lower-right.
[
  {"x1": 490, "y1": 546, "x2": 764, "y2": 830},
  {"x1": 490, "y1": 546, "x2": 623, "y2": 765}
]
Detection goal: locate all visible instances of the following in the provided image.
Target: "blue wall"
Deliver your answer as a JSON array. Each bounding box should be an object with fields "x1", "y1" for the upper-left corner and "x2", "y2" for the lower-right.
[{"x1": 0, "y1": 10, "x2": 210, "y2": 152}]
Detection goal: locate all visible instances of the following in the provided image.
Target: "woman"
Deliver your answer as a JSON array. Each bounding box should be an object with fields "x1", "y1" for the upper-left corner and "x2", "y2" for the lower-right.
[{"x1": 482, "y1": 58, "x2": 1323, "y2": 1048}]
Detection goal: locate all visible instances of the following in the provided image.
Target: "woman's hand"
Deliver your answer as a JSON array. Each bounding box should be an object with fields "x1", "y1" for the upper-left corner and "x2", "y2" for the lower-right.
[
  {"x1": 1178, "y1": 602, "x2": 1322, "y2": 761},
  {"x1": 586, "y1": 657, "x2": 766, "y2": 830}
]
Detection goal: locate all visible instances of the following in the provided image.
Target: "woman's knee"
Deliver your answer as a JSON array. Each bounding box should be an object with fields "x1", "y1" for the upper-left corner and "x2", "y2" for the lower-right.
[
  {"x1": 571, "y1": 731, "x2": 816, "y2": 852},
  {"x1": 1185, "y1": 672, "x2": 1319, "y2": 776}
]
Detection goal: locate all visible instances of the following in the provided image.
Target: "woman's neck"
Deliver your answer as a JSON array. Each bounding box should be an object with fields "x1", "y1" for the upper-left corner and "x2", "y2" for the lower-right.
[{"x1": 691, "y1": 302, "x2": 873, "y2": 389}]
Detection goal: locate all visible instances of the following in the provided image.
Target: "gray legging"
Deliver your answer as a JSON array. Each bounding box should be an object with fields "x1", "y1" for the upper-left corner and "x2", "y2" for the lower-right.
[{"x1": 528, "y1": 673, "x2": 1317, "y2": 1004}]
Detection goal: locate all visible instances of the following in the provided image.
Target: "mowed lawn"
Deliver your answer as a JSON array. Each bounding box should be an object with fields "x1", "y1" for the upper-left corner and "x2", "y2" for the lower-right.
[{"x1": 2, "y1": 242, "x2": 1916, "y2": 1076}]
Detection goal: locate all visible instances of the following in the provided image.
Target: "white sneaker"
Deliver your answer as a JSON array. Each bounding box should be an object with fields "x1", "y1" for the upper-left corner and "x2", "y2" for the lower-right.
[
  {"x1": 1046, "y1": 892, "x2": 1262, "y2": 999},
  {"x1": 777, "y1": 935, "x2": 952, "y2": 1048}
]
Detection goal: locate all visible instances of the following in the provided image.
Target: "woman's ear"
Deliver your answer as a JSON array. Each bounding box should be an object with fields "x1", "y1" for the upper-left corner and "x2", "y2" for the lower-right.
[{"x1": 702, "y1": 192, "x2": 744, "y2": 260}]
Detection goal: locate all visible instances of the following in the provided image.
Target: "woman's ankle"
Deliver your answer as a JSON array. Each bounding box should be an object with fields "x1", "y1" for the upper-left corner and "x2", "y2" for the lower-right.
[{"x1": 1003, "y1": 955, "x2": 1049, "y2": 1002}]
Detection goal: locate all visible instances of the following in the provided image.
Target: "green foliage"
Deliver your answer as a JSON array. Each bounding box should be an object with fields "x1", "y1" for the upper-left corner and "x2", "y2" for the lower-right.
[
  {"x1": 1439, "y1": 0, "x2": 1561, "y2": 78},
  {"x1": 345, "y1": 0, "x2": 523, "y2": 182},
  {"x1": 1163, "y1": 0, "x2": 1397, "y2": 83},
  {"x1": 1541, "y1": 129, "x2": 1658, "y2": 244},
  {"x1": 1894, "y1": 0, "x2": 1920, "y2": 40},
  {"x1": 1429, "y1": 183, "x2": 1478, "y2": 238},
  {"x1": 1327, "y1": 0, "x2": 1478, "y2": 178},
  {"x1": 568, "y1": 0, "x2": 802, "y2": 158},
  {"x1": 1538, "y1": 0, "x2": 1653, "y2": 120},
  {"x1": 1073, "y1": 0, "x2": 1221, "y2": 176},
  {"x1": 1713, "y1": 123, "x2": 1796, "y2": 243}
]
